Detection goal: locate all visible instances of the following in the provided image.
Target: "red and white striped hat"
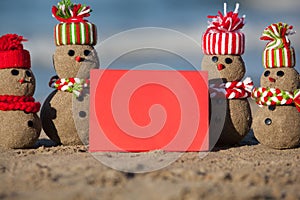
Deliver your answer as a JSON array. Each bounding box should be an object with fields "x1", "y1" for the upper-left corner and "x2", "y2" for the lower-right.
[
  {"x1": 202, "y1": 3, "x2": 245, "y2": 55},
  {"x1": 52, "y1": 0, "x2": 97, "y2": 46},
  {"x1": 260, "y1": 23, "x2": 295, "y2": 68}
]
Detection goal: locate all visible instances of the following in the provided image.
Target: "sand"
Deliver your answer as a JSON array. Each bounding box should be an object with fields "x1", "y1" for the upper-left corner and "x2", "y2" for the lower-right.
[
  {"x1": 0, "y1": 102, "x2": 299, "y2": 200},
  {"x1": 0, "y1": 130, "x2": 299, "y2": 200}
]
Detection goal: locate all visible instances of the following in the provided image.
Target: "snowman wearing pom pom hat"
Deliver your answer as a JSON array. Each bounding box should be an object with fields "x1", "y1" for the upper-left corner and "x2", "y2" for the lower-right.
[
  {"x1": 0, "y1": 34, "x2": 41, "y2": 149},
  {"x1": 41, "y1": 0, "x2": 99, "y2": 145},
  {"x1": 201, "y1": 3, "x2": 253, "y2": 146},
  {"x1": 252, "y1": 22, "x2": 300, "y2": 149}
]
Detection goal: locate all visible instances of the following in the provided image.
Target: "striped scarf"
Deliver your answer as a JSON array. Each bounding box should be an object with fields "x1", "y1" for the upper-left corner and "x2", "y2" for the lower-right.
[
  {"x1": 49, "y1": 76, "x2": 89, "y2": 97},
  {"x1": 209, "y1": 77, "x2": 253, "y2": 99},
  {"x1": 252, "y1": 87, "x2": 300, "y2": 112}
]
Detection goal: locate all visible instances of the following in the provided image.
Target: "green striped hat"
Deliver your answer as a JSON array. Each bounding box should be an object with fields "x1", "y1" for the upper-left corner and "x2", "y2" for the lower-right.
[
  {"x1": 261, "y1": 23, "x2": 295, "y2": 68},
  {"x1": 54, "y1": 22, "x2": 97, "y2": 46}
]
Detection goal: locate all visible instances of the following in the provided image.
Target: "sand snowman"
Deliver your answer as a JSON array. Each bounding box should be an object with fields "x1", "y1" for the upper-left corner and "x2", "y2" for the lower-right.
[
  {"x1": 41, "y1": 0, "x2": 99, "y2": 145},
  {"x1": 0, "y1": 34, "x2": 41, "y2": 149},
  {"x1": 252, "y1": 23, "x2": 300, "y2": 149},
  {"x1": 201, "y1": 3, "x2": 253, "y2": 145}
]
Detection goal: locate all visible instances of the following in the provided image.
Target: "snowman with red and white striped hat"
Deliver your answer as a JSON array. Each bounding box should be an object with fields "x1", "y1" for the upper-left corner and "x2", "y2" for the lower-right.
[
  {"x1": 252, "y1": 23, "x2": 300, "y2": 149},
  {"x1": 41, "y1": 0, "x2": 99, "y2": 145},
  {"x1": 201, "y1": 3, "x2": 253, "y2": 146}
]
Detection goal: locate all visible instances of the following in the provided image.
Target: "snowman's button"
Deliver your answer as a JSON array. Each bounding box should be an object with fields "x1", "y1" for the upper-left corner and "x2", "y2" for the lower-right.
[
  {"x1": 217, "y1": 99, "x2": 223, "y2": 104},
  {"x1": 79, "y1": 111, "x2": 87, "y2": 118},
  {"x1": 77, "y1": 96, "x2": 84, "y2": 102},
  {"x1": 264, "y1": 118, "x2": 272, "y2": 125},
  {"x1": 27, "y1": 120, "x2": 34, "y2": 127},
  {"x1": 268, "y1": 106, "x2": 276, "y2": 111}
]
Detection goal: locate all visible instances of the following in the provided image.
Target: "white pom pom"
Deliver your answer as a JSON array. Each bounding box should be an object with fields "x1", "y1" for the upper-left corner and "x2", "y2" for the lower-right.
[
  {"x1": 234, "y1": 3, "x2": 240, "y2": 14},
  {"x1": 224, "y1": 2, "x2": 227, "y2": 14}
]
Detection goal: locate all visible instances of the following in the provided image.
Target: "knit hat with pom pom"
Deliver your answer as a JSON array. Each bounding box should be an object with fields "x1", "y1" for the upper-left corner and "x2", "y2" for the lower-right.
[
  {"x1": 202, "y1": 3, "x2": 245, "y2": 55},
  {"x1": 52, "y1": 0, "x2": 97, "y2": 46},
  {"x1": 0, "y1": 34, "x2": 31, "y2": 69},
  {"x1": 261, "y1": 23, "x2": 295, "y2": 68}
]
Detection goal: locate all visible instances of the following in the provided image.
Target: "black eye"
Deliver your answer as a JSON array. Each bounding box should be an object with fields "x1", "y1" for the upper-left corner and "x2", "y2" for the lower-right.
[
  {"x1": 26, "y1": 70, "x2": 32, "y2": 77},
  {"x1": 212, "y1": 56, "x2": 218, "y2": 63},
  {"x1": 27, "y1": 120, "x2": 34, "y2": 127},
  {"x1": 276, "y1": 71, "x2": 284, "y2": 77},
  {"x1": 68, "y1": 50, "x2": 75, "y2": 56},
  {"x1": 264, "y1": 70, "x2": 270, "y2": 77},
  {"x1": 225, "y1": 58, "x2": 233, "y2": 64},
  {"x1": 11, "y1": 69, "x2": 19, "y2": 76},
  {"x1": 265, "y1": 118, "x2": 272, "y2": 125},
  {"x1": 84, "y1": 50, "x2": 91, "y2": 56}
]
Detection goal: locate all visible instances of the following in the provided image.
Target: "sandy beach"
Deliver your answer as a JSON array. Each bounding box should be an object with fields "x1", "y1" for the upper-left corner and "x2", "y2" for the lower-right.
[{"x1": 0, "y1": 130, "x2": 299, "y2": 200}]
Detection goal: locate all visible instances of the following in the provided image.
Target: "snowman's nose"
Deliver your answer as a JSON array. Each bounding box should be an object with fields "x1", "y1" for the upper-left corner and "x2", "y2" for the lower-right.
[
  {"x1": 269, "y1": 77, "x2": 276, "y2": 82},
  {"x1": 19, "y1": 77, "x2": 32, "y2": 84},
  {"x1": 217, "y1": 64, "x2": 225, "y2": 71},
  {"x1": 75, "y1": 56, "x2": 84, "y2": 62},
  {"x1": 19, "y1": 79, "x2": 25, "y2": 84}
]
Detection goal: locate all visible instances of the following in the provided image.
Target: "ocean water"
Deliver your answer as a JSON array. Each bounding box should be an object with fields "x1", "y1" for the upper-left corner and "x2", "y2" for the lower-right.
[{"x1": 0, "y1": 0, "x2": 299, "y2": 101}]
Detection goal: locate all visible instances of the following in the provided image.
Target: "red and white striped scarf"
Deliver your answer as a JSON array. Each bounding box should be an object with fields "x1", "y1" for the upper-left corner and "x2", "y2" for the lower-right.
[
  {"x1": 209, "y1": 77, "x2": 253, "y2": 99},
  {"x1": 49, "y1": 76, "x2": 89, "y2": 97},
  {"x1": 252, "y1": 87, "x2": 300, "y2": 112}
]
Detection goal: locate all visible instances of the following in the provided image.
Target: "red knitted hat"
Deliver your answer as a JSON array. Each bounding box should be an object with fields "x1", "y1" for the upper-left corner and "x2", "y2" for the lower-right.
[
  {"x1": 0, "y1": 34, "x2": 31, "y2": 69},
  {"x1": 202, "y1": 3, "x2": 245, "y2": 55},
  {"x1": 261, "y1": 23, "x2": 295, "y2": 68},
  {"x1": 52, "y1": 0, "x2": 97, "y2": 46}
]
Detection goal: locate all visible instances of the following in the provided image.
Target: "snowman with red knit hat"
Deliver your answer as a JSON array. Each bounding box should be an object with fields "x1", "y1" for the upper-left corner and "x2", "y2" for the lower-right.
[
  {"x1": 41, "y1": 0, "x2": 99, "y2": 145},
  {"x1": 201, "y1": 3, "x2": 253, "y2": 146},
  {"x1": 252, "y1": 23, "x2": 300, "y2": 149},
  {"x1": 0, "y1": 34, "x2": 41, "y2": 149}
]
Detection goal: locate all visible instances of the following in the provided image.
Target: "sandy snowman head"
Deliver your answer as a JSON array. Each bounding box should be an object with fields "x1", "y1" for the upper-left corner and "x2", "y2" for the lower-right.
[
  {"x1": 201, "y1": 3, "x2": 246, "y2": 82},
  {"x1": 52, "y1": 0, "x2": 99, "y2": 78},
  {"x1": 0, "y1": 34, "x2": 35, "y2": 96},
  {"x1": 260, "y1": 68, "x2": 299, "y2": 91}
]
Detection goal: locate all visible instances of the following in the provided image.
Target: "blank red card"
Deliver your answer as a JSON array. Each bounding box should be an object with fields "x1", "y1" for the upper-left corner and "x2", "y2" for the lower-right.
[{"x1": 89, "y1": 69, "x2": 208, "y2": 152}]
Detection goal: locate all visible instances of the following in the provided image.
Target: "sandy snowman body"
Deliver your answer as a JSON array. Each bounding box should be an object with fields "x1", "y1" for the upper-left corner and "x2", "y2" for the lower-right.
[
  {"x1": 252, "y1": 23, "x2": 300, "y2": 149},
  {"x1": 252, "y1": 68, "x2": 300, "y2": 149},
  {"x1": 0, "y1": 68, "x2": 41, "y2": 149},
  {"x1": 41, "y1": 45, "x2": 98, "y2": 145},
  {"x1": 202, "y1": 55, "x2": 252, "y2": 145},
  {"x1": 201, "y1": 4, "x2": 252, "y2": 146}
]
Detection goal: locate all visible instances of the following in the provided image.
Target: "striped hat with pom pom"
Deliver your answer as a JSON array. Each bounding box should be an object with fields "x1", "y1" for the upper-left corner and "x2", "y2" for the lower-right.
[
  {"x1": 0, "y1": 34, "x2": 31, "y2": 69},
  {"x1": 52, "y1": 0, "x2": 97, "y2": 46},
  {"x1": 202, "y1": 3, "x2": 245, "y2": 55},
  {"x1": 261, "y1": 23, "x2": 295, "y2": 68}
]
